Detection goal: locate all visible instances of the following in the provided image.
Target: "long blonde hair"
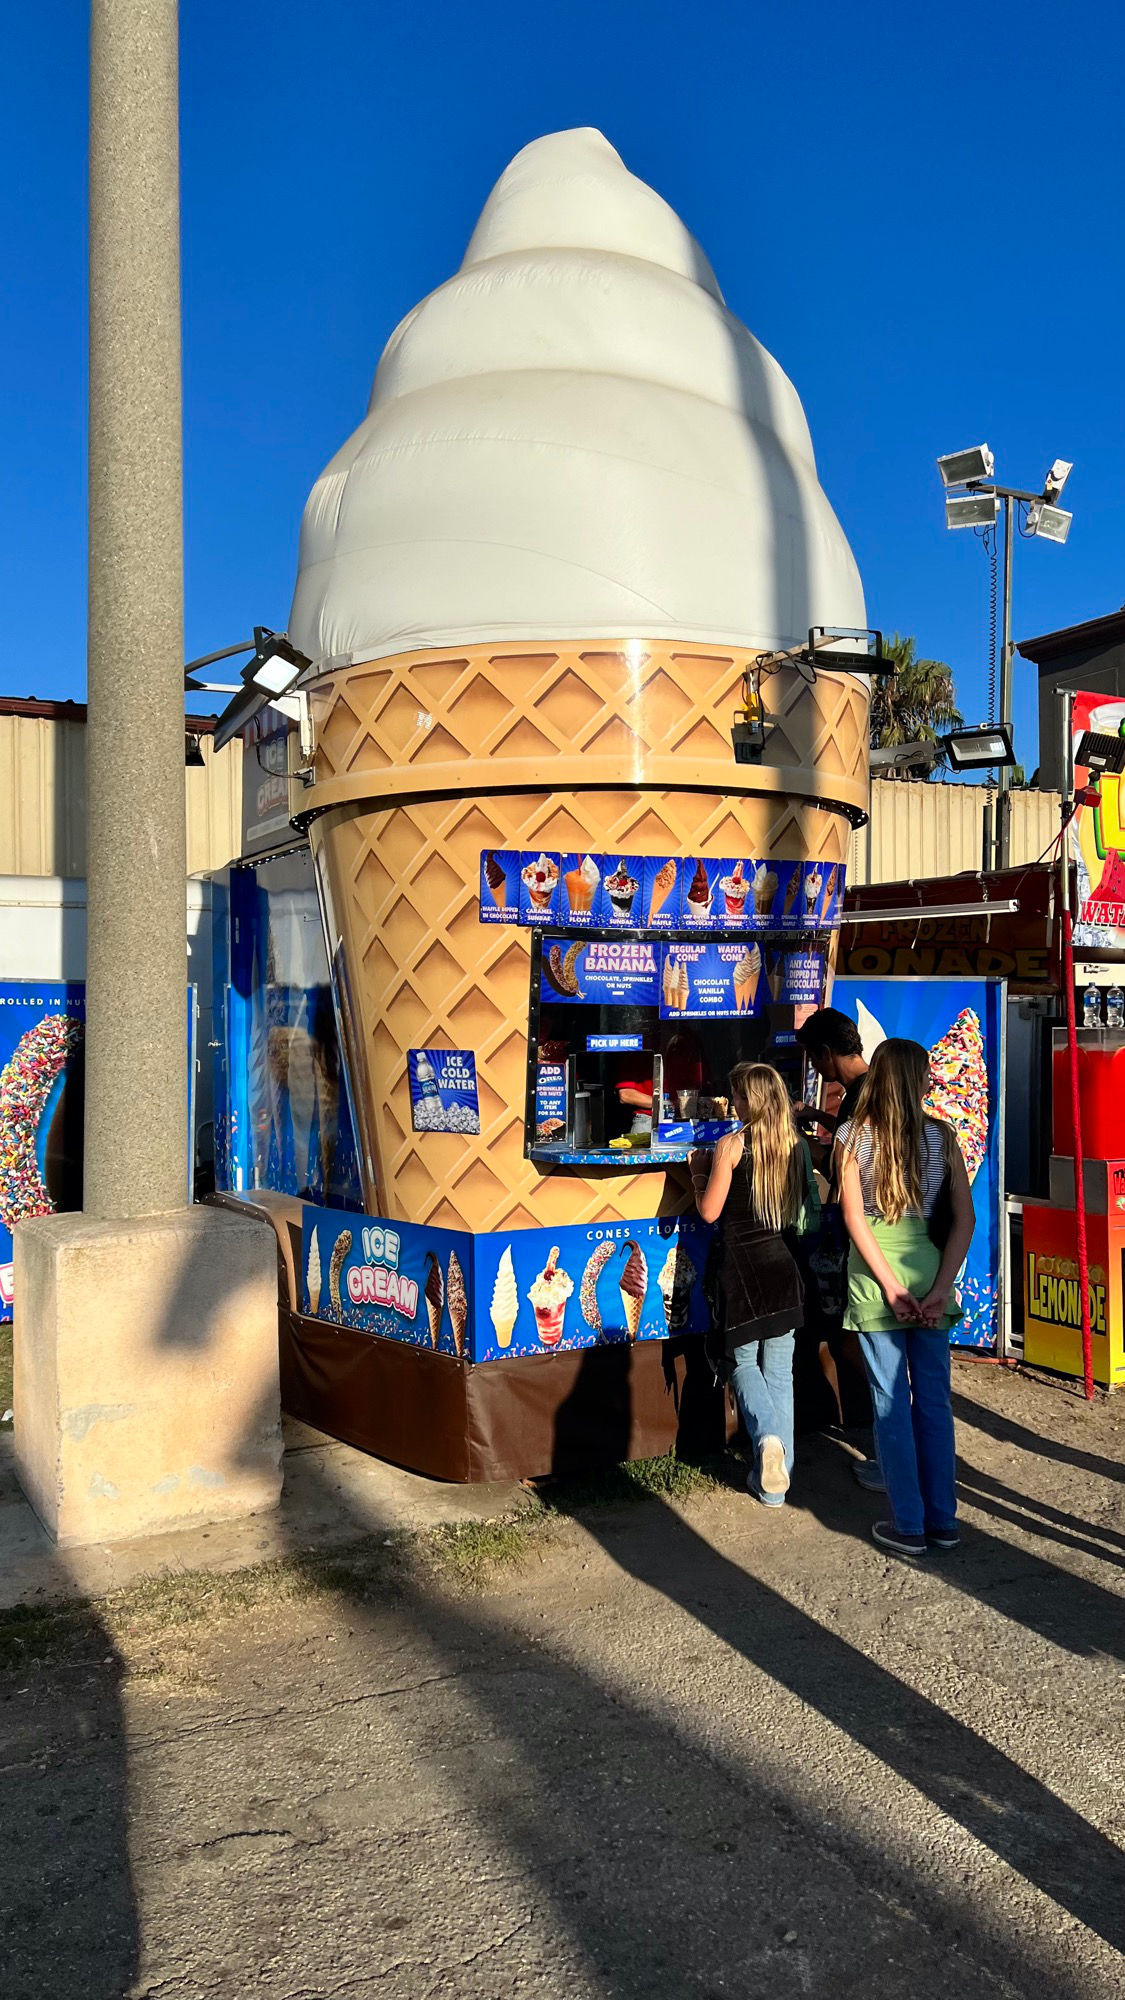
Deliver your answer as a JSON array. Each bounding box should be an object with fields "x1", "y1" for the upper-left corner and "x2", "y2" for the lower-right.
[
  {"x1": 843, "y1": 1038, "x2": 958, "y2": 1224},
  {"x1": 729, "y1": 1062, "x2": 804, "y2": 1232}
]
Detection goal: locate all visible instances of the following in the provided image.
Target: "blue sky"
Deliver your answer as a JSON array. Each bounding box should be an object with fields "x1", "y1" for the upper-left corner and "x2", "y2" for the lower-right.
[{"x1": 3, "y1": 1, "x2": 1123, "y2": 778}]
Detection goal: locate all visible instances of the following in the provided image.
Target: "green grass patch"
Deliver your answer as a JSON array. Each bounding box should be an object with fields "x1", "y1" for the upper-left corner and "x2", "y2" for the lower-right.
[
  {"x1": 0, "y1": 1448, "x2": 732, "y2": 1673},
  {"x1": 0, "y1": 1324, "x2": 12, "y2": 1415}
]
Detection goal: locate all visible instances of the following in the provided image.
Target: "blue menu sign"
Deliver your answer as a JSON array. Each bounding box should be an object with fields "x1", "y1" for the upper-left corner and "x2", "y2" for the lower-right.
[
  {"x1": 659, "y1": 941, "x2": 763, "y2": 1019},
  {"x1": 407, "y1": 1048, "x2": 481, "y2": 1134},
  {"x1": 539, "y1": 936, "x2": 661, "y2": 1007},
  {"x1": 534, "y1": 1062, "x2": 568, "y2": 1142},
  {"x1": 479, "y1": 850, "x2": 520, "y2": 924}
]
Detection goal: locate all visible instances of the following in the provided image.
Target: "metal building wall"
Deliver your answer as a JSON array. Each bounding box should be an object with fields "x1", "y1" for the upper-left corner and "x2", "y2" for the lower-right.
[
  {"x1": 0, "y1": 709, "x2": 1064, "y2": 886},
  {"x1": 0, "y1": 711, "x2": 242, "y2": 878},
  {"x1": 849, "y1": 778, "x2": 1062, "y2": 886}
]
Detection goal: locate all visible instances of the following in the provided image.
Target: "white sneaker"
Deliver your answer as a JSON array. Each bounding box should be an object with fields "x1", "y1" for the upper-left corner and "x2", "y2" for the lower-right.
[{"x1": 757, "y1": 1436, "x2": 790, "y2": 1499}]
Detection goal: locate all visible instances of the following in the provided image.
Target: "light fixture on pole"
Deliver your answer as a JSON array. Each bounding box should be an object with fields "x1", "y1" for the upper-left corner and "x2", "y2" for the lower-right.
[
  {"x1": 869, "y1": 721, "x2": 1017, "y2": 778},
  {"x1": 937, "y1": 444, "x2": 995, "y2": 488},
  {"x1": 937, "y1": 444, "x2": 1074, "y2": 869},
  {"x1": 190, "y1": 628, "x2": 313, "y2": 752}
]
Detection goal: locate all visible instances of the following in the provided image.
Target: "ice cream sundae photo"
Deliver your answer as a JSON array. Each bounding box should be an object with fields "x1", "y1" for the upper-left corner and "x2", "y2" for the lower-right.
[
  {"x1": 521, "y1": 853, "x2": 559, "y2": 912},
  {"x1": 564, "y1": 853, "x2": 601, "y2": 915},
  {"x1": 804, "y1": 868, "x2": 824, "y2": 919},
  {"x1": 718, "y1": 860, "x2": 750, "y2": 917},
  {"x1": 527, "y1": 1245, "x2": 574, "y2": 1348},
  {"x1": 685, "y1": 860, "x2": 713, "y2": 923},
  {"x1": 604, "y1": 858, "x2": 639, "y2": 919}
]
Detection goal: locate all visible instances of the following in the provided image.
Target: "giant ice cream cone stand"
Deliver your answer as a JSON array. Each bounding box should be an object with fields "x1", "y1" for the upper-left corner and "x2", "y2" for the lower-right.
[{"x1": 218, "y1": 131, "x2": 873, "y2": 1477}]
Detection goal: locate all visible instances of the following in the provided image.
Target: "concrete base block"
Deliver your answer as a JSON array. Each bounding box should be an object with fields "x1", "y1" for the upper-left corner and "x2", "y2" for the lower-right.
[{"x1": 14, "y1": 1206, "x2": 283, "y2": 1546}]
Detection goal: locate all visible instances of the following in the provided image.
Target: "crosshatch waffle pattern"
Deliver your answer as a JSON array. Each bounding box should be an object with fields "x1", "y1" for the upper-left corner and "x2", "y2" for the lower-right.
[{"x1": 304, "y1": 643, "x2": 867, "y2": 1233}]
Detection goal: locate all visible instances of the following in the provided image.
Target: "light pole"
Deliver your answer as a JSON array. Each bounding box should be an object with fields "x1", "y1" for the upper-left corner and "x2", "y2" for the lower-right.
[{"x1": 938, "y1": 447, "x2": 1073, "y2": 871}]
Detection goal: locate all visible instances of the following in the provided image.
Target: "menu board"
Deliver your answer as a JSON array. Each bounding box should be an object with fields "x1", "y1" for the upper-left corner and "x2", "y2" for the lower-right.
[
  {"x1": 659, "y1": 942, "x2": 764, "y2": 1020},
  {"x1": 534, "y1": 1062, "x2": 568, "y2": 1143},
  {"x1": 538, "y1": 937, "x2": 661, "y2": 1007},
  {"x1": 481, "y1": 851, "x2": 845, "y2": 932}
]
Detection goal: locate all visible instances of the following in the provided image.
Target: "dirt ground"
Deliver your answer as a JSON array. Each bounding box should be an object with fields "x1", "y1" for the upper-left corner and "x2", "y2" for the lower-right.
[{"x1": 2, "y1": 1359, "x2": 1123, "y2": 2000}]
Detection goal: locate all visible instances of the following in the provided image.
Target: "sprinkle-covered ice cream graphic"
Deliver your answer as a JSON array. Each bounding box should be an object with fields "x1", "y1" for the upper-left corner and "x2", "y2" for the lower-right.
[
  {"x1": 925, "y1": 1007, "x2": 989, "y2": 1181},
  {"x1": 0, "y1": 1014, "x2": 85, "y2": 1232},
  {"x1": 580, "y1": 1240, "x2": 617, "y2": 1333},
  {"x1": 527, "y1": 1245, "x2": 574, "y2": 1348},
  {"x1": 446, "y1": 1250, "x2": 468, "y2": 1357}
]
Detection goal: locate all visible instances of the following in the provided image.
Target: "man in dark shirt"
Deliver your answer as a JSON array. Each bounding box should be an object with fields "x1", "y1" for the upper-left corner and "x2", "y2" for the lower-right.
[{"x1": 795, "y1": 1007, "x2": 869, "y2": 1136}]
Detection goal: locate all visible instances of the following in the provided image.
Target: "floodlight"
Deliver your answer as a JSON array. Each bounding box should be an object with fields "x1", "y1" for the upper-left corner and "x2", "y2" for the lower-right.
[
  {"x1": 212, "y1": 628, "x2": 313, "y2": 751},
  {"x1": 1075, "y1": 730, "x2": 1125, "y2": 777},
  {"x1": 247, "y1": 628, "x2": 307, "y2": 695},
  {"x1": 937, "y1": 444, "x2": 995, "y2": 488},
  {"x1": 943, "y1": 722, "x2": 1016, "y2": 771},
  {"x1": 1025, "y1": 501, "x2": 1072, "y2": 544},
  {"x1": 1043, "y1": 458, "x2": 1073, "y2": 503},
  {"x1": 945, "y1": 491, "x2": 1000, "y2": 530},
  {"x1": 185, "y1": 731, "x2": 205, "y2": 768}
]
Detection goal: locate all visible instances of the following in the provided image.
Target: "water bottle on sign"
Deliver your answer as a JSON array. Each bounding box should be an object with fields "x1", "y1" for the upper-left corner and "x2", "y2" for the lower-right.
[
  {"x1": 415, "y1": 1051, "x2": 440, "y2": 1100},
  {"x1": 1107, "y1": 987, "x2": 1124, "y2": 1030},
  {"x1": 1083, "y1": 985, "x2": 1103, "y2": 1029}
]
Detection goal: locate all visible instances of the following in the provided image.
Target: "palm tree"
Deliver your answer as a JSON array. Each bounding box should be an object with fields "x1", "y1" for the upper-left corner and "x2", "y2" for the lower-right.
[{"x1": 869, "y1": 633, "x2": 962, "y2": 779}]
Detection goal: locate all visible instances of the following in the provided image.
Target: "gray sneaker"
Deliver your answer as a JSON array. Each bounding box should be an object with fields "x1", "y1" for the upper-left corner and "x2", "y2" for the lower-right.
[{"x1": 852, "y1": 1456, "x2": 885, "y2": 1492}]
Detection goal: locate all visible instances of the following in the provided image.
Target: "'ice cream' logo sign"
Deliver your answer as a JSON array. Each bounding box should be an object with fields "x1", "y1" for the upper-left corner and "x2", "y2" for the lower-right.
[{"x1": 346, "y1": 1223, "x2": 419, "y2": 1316}]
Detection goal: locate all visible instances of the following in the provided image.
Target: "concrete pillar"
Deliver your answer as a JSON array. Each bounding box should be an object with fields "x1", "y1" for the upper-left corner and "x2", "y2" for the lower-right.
[
  {"x1": 86, "y1": 0, "x2": 187, "y2": 1217},
  {"x1": 13, "y1": 0, "x2": 283, "y2": 1544}
]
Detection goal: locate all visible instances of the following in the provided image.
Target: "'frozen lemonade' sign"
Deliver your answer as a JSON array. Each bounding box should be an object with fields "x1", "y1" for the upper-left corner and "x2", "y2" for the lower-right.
[{"x1": 1026, "y1": 1251, "x2": 1107, "y2": 1335}]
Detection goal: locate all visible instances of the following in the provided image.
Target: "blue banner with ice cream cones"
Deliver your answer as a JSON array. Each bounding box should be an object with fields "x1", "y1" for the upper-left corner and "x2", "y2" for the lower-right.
[{"x1": 299, "y1": 1204, "x2": 715, "y2": 1363}]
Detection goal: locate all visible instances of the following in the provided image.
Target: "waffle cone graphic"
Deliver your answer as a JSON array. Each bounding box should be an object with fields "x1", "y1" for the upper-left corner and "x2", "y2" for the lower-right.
[
  {"x1": 306, "y1": 641, "x2": 864, "y2": 1230},
  {"x1": 290, "y1": 134, "x2": 867, "y2": 1236}
]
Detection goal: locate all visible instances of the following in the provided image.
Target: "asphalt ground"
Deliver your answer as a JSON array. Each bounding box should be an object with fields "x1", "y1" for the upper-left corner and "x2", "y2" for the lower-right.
[{"x1": 1, "y1": 1359, "x2": 1122, "y2": 2000}]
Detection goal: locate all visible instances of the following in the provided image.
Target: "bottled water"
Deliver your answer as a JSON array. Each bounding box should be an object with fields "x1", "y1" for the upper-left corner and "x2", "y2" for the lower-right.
[
  {"x1": 1107, "y1": 987, "x2": 1124, "y2": 1030},
  {"x1": 1084, "y1": 985, "x2": 1103, "y2": 1029}
]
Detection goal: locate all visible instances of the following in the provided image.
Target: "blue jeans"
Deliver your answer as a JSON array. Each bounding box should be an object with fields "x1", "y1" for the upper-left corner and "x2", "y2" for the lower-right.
[
  {"x1": 857, "y1": 1327, "x2": 957, "y2": 1539},
  {"x1": 730, "y1": 1333, "x2": 795, "y2": 1505}
]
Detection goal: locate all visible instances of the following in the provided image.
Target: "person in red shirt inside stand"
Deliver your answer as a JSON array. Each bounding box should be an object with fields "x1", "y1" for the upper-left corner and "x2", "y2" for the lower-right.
[{"x1": 612, "y1": 1029, "x2": 704, "y2": 1143}]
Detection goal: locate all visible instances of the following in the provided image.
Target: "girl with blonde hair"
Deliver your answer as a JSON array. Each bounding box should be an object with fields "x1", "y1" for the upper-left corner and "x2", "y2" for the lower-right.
[
  {"x1": 836, "y1": 1038, "x2": 975, "y2": 1558},
  {"x1": 692, "y1": 1063, "x2": 809, "y2": 1505}
]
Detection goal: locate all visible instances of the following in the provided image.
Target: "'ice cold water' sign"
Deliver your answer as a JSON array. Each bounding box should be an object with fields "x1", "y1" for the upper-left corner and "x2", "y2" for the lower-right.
[{"x1": 407, "y1": 1049, "x2": 481, "y2": 1134}]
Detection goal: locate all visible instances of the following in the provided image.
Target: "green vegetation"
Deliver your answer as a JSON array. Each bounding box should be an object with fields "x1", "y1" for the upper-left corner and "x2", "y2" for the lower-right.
[
  {"x1": 0, "y1": 1448, "x2": 737, "y2": 1673},
  {"x1": 0, "y1": 1324, "x2": 11, "y2": 1414},
  {"x1": 870, "y1": 632, "x2": 962, "y2": 778}
]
